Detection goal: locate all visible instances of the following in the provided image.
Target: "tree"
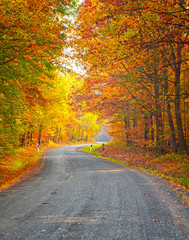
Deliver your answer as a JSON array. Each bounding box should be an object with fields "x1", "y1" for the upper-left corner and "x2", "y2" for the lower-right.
[
  {"x1": 0, "y1": 0, "x2": 77, "y2": 155},
  {"x1": 71, "y1": 0, "x2": 189, "y2": 153}
]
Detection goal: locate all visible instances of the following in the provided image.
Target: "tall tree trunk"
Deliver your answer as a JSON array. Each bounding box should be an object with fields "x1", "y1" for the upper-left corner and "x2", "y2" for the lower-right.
[
  {"x1": 38, "y1": 124, "x2": 42, "y2": 145},
  {"x1": 150, "y1": 114, "x2": 154, "y2": 141},
  {"x1": 29, "y1": 124, "x2": 33, "y2": 146},
  {"x1": 155, "y1": 73, "x2": 163, "y2": 154},
  {"x1": 175, "y1": 68, "x2": 186, "y2": 152},
  {"x1": 171, "y1": 43, "x2": 186, "y2": 152},
  {"x1": 166, "y1": 97, "x2": 177, "y2": 152},
  {"x1": 27, "y1": 131, "x2": 30, "y2": 146},
  {"x1": 144, "y1": 115, "x2": 149, "y2": 141},
  {"x1": 164, "y1": 69, "x2": 177, "y2": 153},
  {"x1": 21, "y1": 133, "x2": 25, "y2": 147},
  {"x1": 30, "y1": 131, "x2": 33, "y2": 146},
  {"x1": 124, "y1": 116, "x2": 131, "y2": 145}
]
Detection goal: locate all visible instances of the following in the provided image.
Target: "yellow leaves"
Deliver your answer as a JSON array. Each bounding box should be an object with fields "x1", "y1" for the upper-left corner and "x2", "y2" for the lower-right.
[{"x1": 0, "y1": 0, "x2": 84, "y2": 158}]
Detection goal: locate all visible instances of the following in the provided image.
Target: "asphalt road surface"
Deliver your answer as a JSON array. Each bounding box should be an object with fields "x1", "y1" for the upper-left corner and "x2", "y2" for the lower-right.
[{"x1": 0, "y1": 145, "x2": 189, "y2": 240}]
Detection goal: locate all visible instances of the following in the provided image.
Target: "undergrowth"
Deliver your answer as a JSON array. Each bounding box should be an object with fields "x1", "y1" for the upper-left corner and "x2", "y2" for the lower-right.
[{"x1": 0, "y1": 142, "x2": 61, "y2": 191}]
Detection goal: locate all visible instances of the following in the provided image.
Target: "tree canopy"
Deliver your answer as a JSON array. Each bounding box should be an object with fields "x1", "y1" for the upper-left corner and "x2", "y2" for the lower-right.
[
  {"x1": 71, "y1": 0, "x2": 189, "y2": 153},
  {"x1": 1, "y1": 0, "x2": 188, "y2": 158},
  {"x1": 0, "y1": 0, "x2": 101, "y2": 157}
]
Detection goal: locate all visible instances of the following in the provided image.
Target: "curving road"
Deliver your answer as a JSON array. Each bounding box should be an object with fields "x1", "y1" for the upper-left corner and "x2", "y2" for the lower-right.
[{"x1": 0, "y1": 145, "x2": 188, "y2": 240}]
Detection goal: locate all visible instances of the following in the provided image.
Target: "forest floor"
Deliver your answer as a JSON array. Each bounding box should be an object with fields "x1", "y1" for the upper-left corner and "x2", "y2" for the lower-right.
[
  {"x1": 82, "y1": 143, "x2": 189, "y2": 203},
  {"x1": 0, "y1": 144, "x2": 59, "y2": 191}
]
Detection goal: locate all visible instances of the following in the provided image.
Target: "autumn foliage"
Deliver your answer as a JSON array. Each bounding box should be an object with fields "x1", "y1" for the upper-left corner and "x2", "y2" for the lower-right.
[
  {"x1": 1, "y1": 0, "x2": 189, "y2": 189},
  {"x1": 0, "y1": 0, "x2": 101, "y2": 159},
  {"x1": 71, "y1": 0, "x2": 189, "y2": 154},
  {"x1": 0, "y1": 0, "x2": 104, "y2": 188}
]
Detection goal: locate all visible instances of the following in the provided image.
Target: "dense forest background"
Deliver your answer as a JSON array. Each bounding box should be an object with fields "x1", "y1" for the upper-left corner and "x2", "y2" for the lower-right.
[
  {"x1": 71, "y1": 0, "x2": 189, "y2": 154},
  {"x1": 0, "y1": 0, "x2": 102, "y2": 160},
  {"x1": 0, "y1": 0, "x2": 189, "y2": 162}
]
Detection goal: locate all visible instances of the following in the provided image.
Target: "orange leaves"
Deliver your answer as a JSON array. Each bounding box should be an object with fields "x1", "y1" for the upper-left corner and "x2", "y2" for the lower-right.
[
  {"x1": 71, "y1": 0, "x2": 189, "y2": 152},
  {"x1": 1, "y1": 0, "x2": 67, "y2": 69},
  {"x1": 0, "y1": 146, "x2": 46, "y2": 190},
  {"x1": 23, "y1": 86, "x2": 47, "y2": 107}
]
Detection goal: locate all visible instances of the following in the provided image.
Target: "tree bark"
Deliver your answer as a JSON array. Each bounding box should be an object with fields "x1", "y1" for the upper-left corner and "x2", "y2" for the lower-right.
[
  {"x1": 150, "y1": 114, "x2": 154, "y2": 141},
  {"x1": 21, "y1": 133, "x2": 25, "y2": 147},
  {"x1": 164, "y1": 69, "x2": 177, "y2": 153},
  {"x1": 38, "y1": 124, "x2": 42, "y2": 145},
  {"x1": 172, "y1": 43, "x2": 186, "y2": 152},
  {"x1": 144, "y1": 115, "x2": 149, "y2": 140},
  {"x1": 155, "y1": 73, "x2": 164, "y2": 154},
  {"x1": 124, "y1": 116, "x2": 131, "y2": 145},
  {"x1": 167, "y1": 97, "x2": 177, "y2": 152}
]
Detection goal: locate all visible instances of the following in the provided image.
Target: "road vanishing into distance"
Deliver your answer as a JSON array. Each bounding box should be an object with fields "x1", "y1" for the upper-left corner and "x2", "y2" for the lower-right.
[{"x1": 0, "y1": 145, "x2": 189, "y2": 240}]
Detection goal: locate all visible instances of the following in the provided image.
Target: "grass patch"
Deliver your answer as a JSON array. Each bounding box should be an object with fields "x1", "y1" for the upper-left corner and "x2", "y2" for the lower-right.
[
  {"x1": 82, "y1": 145, "x2": 129, "y2": 167},
  {"x1": 82, "y1": 144, "x2": 101, "y2": 156}
]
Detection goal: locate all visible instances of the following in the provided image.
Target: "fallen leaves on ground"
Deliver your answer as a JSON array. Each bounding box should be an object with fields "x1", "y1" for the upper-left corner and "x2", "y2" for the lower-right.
[{"x1": 97, "y1": 145, "x2": 189, "y2": 191}]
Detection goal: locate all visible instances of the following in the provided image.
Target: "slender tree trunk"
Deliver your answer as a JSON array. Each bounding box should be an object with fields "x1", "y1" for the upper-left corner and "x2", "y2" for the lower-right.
[
  {"x1": 150, "y1": 114, "x2": 154, "y2": 141},
  {"x1": 30, "y1": 131, "x2": 33, "y2": 146},
  {"x1": 27, "y1": 131, "x2": 30, "y2": 146},
  {"x1": 175, "y1": 68, "x2": 186, "y2": 152},
  {"x1": 124, "y1": 116, "x2": 131, "y2": 145},
  {"x1": 144, "y1": 115, "x2": 149, "y2": 140},
  {"x1": 163, "y1": 69, "x2": 177, "y2": 152},
  {"x1": 29, "y1": 124, "x2": 33, "y2": 146},
  {"x1": 155, "y1": 73, "x2": 163, "y2": 154},
  {"x1": 21, "y1": 133, "x2": 25, "y2": 147},
  {"x1": 166, "y1": 97, "x2": 177, "y2": 152},
  {"x1": 38, "y1": 124, "x2": 42, "y2": 145},
  {"x1": 172, "y1": 43, "x2": 186, "y2": 152}
]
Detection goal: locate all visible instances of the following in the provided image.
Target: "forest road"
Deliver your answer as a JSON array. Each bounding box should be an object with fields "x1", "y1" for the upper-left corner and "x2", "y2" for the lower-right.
[{"x1": 0, "y1": 145, "x2": 189, "y2": 240}]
